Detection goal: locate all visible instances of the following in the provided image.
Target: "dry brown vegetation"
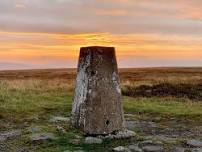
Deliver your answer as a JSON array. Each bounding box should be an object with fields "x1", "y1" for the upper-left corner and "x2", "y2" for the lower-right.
[
  {"x1": 1, "y1": 67, "x2": 201, "y2": 100},
  {"x1": 0, "y1": 67, "x2": 201, "y2": 83}
]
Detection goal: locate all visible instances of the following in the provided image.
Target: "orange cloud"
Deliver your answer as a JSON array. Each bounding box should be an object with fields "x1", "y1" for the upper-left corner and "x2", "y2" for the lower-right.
[
  {"x1": 0, "y1": 31, "x2": 202, "y2": 69},
  {"x1": 96, "y1": 9, "x2": 128, "y2": 16}
]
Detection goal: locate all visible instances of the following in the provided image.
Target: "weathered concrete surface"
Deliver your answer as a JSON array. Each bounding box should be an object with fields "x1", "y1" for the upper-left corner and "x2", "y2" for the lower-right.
[{"x1": 71, "y1": 46, "x2": 125, "y2": 135}]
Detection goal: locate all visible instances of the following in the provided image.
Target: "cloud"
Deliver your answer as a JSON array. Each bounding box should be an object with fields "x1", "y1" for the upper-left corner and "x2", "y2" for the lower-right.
[
  {"x1": 0, "y1": 31, "x2": 201, "y2": 69},
  {"x1": 0, "y1": 0, "x2": 202, "y2": 69},
  {"x1": 0, "y1": 0, "x2": 202, "y2": 35},
  {"x1": 0, "y1": 61, "x2": 33, "y2": 70},
  {"x1": 96, "y1": 9, "x2": 128, "y2": 16}
]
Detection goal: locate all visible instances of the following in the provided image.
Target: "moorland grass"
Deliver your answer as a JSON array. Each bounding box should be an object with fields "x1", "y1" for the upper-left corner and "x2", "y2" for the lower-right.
[
  {"x1": 0, "y1": 78, "x2": 202, "y2": 127},
  {"x1": 122, "y1": 83, "x2": 202, "y2": 100},
  {"x1": 0, "y1": 68, "x2": 202, "y2": 151}
]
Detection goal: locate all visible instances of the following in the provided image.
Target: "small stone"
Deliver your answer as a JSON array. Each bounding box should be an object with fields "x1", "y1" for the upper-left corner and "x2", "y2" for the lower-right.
[
  {"x1": 173, "y1": 147, "x2": 185, "y2": 152},
  {"x1": 49, "y1": 116, "x2": 70, "y2": 123},
  {"x1": 139, "y1": 140, "x2": 153, "y2": 147},
  {"x1": 187, "y1": 140, "x2": 202, "y2": 148},
  {"x1": 113, "y1": 146, "x2": 131, "y2": 152},
  {"x1": 100, "y1": 130, "x2": 136, "y2": 139},
  {"x1": 30, "y1": 133, "x2": 57, "y2": 142},
  {"x1": 125, "y1": 121, "x2": 137, "y2": 130},
  {"x1": 84, "y1": 137, "x2": 103, "y2": 144},
  {"x1": 115, "y1": 130, "x2": 136, "y2": 139},
  {"x1": 192, "y1": 148, "x2": 202, "y2": 152},
  {"x1": 0, "y1": 129, "x2": 22, "y2": 142},
  {"x1": 128, "y1": 145, "x2": 142, "y2": 152},
  {"x1": 142, "y1": 145, "x2": 164, "y2": 152}
]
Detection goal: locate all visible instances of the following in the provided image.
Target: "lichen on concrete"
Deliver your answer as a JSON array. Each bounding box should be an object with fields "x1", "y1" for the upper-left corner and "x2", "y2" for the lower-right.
[
  {"x1": 112, "y1": 71, "x2": 122, "y2": 94},
  {"x1": 72, "y1": 51, "x2": 91, "y2": 128}
]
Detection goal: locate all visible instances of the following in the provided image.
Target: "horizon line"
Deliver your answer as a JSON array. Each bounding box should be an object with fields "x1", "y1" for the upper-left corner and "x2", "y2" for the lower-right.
[{"x1": 0, "y1": 66, "x2": 202, "y2": 72}]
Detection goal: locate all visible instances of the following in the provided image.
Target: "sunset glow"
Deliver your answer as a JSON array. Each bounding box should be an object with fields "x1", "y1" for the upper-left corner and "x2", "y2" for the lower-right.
[{"x1": 0, "y1": 0, "x2": 202, "y2": 69}]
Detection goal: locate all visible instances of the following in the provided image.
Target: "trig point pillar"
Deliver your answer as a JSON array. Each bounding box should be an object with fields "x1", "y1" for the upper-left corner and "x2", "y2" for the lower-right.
[{"x1": 71, "y1": 46, "x2": 125, "y2": 135}]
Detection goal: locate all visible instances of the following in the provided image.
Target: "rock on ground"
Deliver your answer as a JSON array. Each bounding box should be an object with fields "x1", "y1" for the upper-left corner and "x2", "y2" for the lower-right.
[
  {"x1": 142, "y1": 145, "x2": 164, "y2": 152},
  {"x1": 100, "y1": 130, "x2": 136, "y2": 139},
  {"x1": 113, "y1": 146, "x2": 131, "y2": 152},
  {"x1": 49, "y1": 116, "x2": 70, "y2": 123},
  {"x1": 0, "y1": 129, "x2": 22, "y2": 142},
  {"x1": 192, "y1": 148, "x2": 202, "y2": 152},
  {"x1": 139, "y1": 140, "x2": 153, "y2": 147},
  {"x1": 30, "y1": 133, "x2": 57, "y2": 143},
  {"x1": 125, "y1": 121, "x2": 137, "y2": 130},
  {"x1": 172, "y1": 147, "x2": 185, "y2": 152},
  {"x1": 84, "y1": 137, "x2": 103, "y2": 144},
  {"x1": 128, "y1": 145, "x2": 143, "y2": 152},
  {"x1": 187, "y1": 140, "x2": 202, "y2": 148},
  {"x1": 125, "y1": 121, "x2": 157, "y2": 131}
]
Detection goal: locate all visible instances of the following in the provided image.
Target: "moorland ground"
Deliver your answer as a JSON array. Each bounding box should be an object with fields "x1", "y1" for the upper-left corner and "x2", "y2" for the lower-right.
[{"x1": 0, "y1": 68, "x2": 202, "y2": 152}]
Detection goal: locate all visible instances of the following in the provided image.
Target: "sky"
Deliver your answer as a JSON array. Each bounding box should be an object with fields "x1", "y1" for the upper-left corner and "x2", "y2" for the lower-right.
[{"x1": 0, "y1": 0, "x2": 202, "y2": 70}]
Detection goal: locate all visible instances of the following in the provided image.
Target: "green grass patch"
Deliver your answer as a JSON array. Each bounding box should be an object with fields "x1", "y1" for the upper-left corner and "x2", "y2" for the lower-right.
[
  {"x1": 123, "y1": 97, "x2": 202, "y2": 121},
  {"x1": 0, "y1": 79, "x2": 202, "y2": 151},
  {"x1": 1, "y1": 79, "x2": 202, "y2": 126}
]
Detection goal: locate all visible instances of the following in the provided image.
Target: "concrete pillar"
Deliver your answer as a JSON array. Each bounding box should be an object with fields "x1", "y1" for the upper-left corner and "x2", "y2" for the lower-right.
[{"x1": 71, "y1": 46, "x2": 125, "y2": 135}]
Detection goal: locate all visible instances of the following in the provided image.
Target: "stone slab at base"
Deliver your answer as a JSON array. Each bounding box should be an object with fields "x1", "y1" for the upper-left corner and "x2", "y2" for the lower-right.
[{"x1": 98, "y1": 130, "x2": 136, "y2": 139}]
